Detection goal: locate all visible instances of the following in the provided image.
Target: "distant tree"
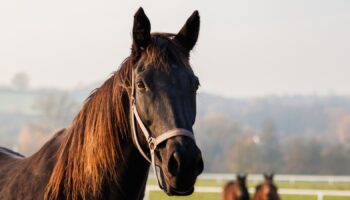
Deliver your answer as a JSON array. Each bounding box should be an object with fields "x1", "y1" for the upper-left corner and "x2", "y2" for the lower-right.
[
  {"x1": 194, "y1": 113, "x2": 242, "y2": 172},
  {"x1": 259, "y1": 120, "x2": 282, "y2": 172},
  {"x1": 32, "y1": 91, "x2": 79, "y2": 131},
  {"x1": 227, "y1": 120, "x2": 282, "y2": 174},
  {"x1": 336, "y1": 115, "x2": 350, "y2": 146},
  {"x1": 228, "y1": 129, "x2": 261, "y2": 173},
  {"x1": 282, "y1": 137, "x2": 322, "y2": 174},
  {"x1": 16, "y1": 91, "x2": 80, "y2": 155},
  {"x1": 321, "y1": 145, "x2": 350, "y2": 174},
  {"x1": 11, "y1": 72, "x2": 30, "y2": 90}
]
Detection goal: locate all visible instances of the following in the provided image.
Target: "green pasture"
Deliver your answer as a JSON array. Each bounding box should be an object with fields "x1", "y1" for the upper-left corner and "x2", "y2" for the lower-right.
[
  {"x1": 149, "y1": 191, "x2": 350, "y2": 200},
  {"x1": 146, "y1": 179, "x2": 350, "y2": 199}
]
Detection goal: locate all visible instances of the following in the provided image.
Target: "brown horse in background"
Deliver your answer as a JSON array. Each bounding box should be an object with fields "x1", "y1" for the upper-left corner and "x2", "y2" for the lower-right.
[
  {"x1": 222, "y1": 174, "x2": 249, "y2": 200},
  {"x1": 0, "y1": 7, "x2": 204, "y2": 200},
  {"x1": 253, "y1": 174, "x2": 280, "y2": 200}
]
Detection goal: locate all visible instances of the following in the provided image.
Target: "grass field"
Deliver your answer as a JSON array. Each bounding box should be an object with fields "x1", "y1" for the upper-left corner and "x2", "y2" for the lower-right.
[
  {"x1": 149, "y1": 191, "x2": 350, "y2": 200},
  {"x1": 146, "y1": 179, "x2": 350, "y2": 200}
]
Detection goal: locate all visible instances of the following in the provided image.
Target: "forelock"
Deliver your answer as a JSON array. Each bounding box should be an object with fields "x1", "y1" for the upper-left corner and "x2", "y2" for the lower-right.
[{"x1": 139, "y1": 34, "x2": 192, "y2": 72}]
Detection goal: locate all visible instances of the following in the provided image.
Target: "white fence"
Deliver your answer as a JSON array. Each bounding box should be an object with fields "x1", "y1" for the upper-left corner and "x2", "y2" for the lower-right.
[
  {"x1": 197, "y1": 173, "x2": 350, "y2": 184},
  {"x1": 149, "y1": 173, "x2": 350, "y2": 184},
  {"x1": 145, "y1": 185, "x2": 350, "y2": 200},
  {"x1": 146, "y1": 173, "x2": 350, "y2": 200}
]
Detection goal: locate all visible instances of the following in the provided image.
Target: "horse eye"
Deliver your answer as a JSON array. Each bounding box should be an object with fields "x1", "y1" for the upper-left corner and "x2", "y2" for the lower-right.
[{"x1": 136, "y1": 80, "x2": 145, "y2": 89}]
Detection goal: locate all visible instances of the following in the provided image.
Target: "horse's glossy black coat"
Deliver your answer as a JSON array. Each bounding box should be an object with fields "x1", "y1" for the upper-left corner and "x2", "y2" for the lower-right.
[{"x1": 0, "y1": 7, "x2": 203, "y2": 200}]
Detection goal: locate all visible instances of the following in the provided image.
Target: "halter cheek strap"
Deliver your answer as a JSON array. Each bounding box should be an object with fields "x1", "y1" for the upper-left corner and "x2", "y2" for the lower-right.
[{"x1": 130, "y1": 71, "x2": 195, "y2": 191}]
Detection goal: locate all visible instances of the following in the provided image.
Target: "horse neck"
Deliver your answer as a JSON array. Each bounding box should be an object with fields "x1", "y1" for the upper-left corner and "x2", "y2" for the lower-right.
[
  {"x1": 105, "y1": 142, "x2": 150, "y2": 199},
  {"x1": 253, "y1": 184, "x2": 266, "y2": 200},
  {"x1": 238, "y1": 183, "x2": 249, "y2": 200},
  {"x1": 57, "y1": 114, "x2": 150, "y2": 200},
  {"x1": 45, "y1": 74, "x2": 151, "y2": 200},
  {"x1": 45, "y1": 128, "x2": 150, "y2": 200}
]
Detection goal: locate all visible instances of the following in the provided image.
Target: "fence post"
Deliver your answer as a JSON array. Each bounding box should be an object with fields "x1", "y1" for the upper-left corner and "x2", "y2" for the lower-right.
[
  {"x1": 317, "y1": 192, "x2": 323, "y2": 200},
  {"x1": 328, "y1": 177, "x2": 334, "y2": 185},
  {"x1": 144, "y1": 188, "x2": 150, "y2": 200}
]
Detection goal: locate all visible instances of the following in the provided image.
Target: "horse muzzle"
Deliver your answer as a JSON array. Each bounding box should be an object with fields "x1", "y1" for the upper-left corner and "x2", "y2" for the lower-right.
[{"x1": 156, "y1": 135, "x2": 204, "y2": 195}]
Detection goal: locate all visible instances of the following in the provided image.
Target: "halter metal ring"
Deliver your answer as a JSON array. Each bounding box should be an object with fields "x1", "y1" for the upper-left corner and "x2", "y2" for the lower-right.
[{"x1": 148, "y1": 137, "x2": 156, "y2": 151}]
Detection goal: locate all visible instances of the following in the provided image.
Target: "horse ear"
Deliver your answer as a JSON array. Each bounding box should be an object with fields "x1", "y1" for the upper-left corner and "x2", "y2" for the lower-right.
[
  {"x1": 263, "y1": 173, "x2": 269, "y2": 180},
  {"x1": 242, "y1": 173, "x2": 247, "y2": 180},
  {"x1": 236, "y1": 174, "x2": 241, "y2": 180},
  {"x1": 175, "y1": 10, "x2": 200, "y2": 53},
  {"x1": 237, "y1": 173, "x2": 247, "y2": 182},
  {"x1": 132, "y1": 7, "x2": 151, "y2": 53},
  {"x1": 264, "y1": 173, "x2": 274, "y2": 181}
]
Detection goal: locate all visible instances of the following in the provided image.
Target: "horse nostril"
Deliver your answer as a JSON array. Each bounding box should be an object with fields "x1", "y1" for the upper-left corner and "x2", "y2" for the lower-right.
[
  {"x1": 196, "y1": 156, "x2": 204, "y2": 176},
  {"x1": 168, "y1": 152, "x2": 181, "y2": 176}
]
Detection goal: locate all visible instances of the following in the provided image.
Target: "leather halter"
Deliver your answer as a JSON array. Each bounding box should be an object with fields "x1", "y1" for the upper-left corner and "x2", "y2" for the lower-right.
[{"x1": 130, "y1": 71, "x2": 195, "y2": 191}]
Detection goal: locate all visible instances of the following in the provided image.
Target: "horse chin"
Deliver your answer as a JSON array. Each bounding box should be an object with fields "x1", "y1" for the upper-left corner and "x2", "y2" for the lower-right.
[{"x1": 165, "y1": 186, "x2": 194, "y2": 196}]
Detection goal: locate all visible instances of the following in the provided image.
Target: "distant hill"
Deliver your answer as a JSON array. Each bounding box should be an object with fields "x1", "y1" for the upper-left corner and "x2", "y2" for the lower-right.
[
  {"x1": 1, "y1": 86, "x2": 350, "y2": 139},
  {"x1": 197, "y1": 93, "x2": 350, "y2": 137},
  {"x1": 1, "y1": 87, "x2": 350, "y2": 173}
]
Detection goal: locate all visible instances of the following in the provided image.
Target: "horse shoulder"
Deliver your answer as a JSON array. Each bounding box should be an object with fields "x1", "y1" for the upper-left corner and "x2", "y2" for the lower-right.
[{"x1": 232, "y1": 184, "x2": 242, "y2": 199}]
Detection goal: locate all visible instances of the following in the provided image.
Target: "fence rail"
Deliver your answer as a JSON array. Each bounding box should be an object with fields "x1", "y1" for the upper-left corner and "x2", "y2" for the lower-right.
[
  {"x1": 146, "y1": 174, "x2": 350, "y2": 200},
  {"x1": 149, "y1": 173, "x2": 350, "y2": 183},
  {"x1": 145, "y1": 185, "x2": 350, "y2": 200},
  {"x1": 199, "y1": 173, "x2": 350, "y2": 183}
]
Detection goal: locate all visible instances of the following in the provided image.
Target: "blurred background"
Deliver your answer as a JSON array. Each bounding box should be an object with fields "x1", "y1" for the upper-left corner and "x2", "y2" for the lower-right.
[{"x1": 1, "y1": 0, "x2": 350, "y2": 177}]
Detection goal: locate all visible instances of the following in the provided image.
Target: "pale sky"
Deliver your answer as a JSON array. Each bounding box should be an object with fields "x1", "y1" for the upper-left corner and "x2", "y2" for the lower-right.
[{"x1": 0, "y1": 0, "x2": 349, "y2": 98}]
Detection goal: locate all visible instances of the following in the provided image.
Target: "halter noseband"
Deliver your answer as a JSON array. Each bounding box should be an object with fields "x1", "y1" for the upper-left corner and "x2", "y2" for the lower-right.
[{"x1": 130, "y1": 71, "x2": 195, "y2": 191}]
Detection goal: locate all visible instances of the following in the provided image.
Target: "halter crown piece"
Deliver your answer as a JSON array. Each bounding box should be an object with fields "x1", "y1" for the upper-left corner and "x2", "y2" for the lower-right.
[{"x1": 130, "y1": 71, "x2": 196, "y2": 191}]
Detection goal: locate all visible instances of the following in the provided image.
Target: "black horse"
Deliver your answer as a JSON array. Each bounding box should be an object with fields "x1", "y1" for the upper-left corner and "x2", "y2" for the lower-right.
[{"x1": 0, "y1": 7, "x2": 203, "y2": 200}]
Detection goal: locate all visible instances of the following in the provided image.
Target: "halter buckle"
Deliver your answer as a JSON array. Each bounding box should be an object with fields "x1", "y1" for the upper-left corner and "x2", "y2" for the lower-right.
[{"x1": 148, "y1": 137, "x2": 156, "y2": 151}]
